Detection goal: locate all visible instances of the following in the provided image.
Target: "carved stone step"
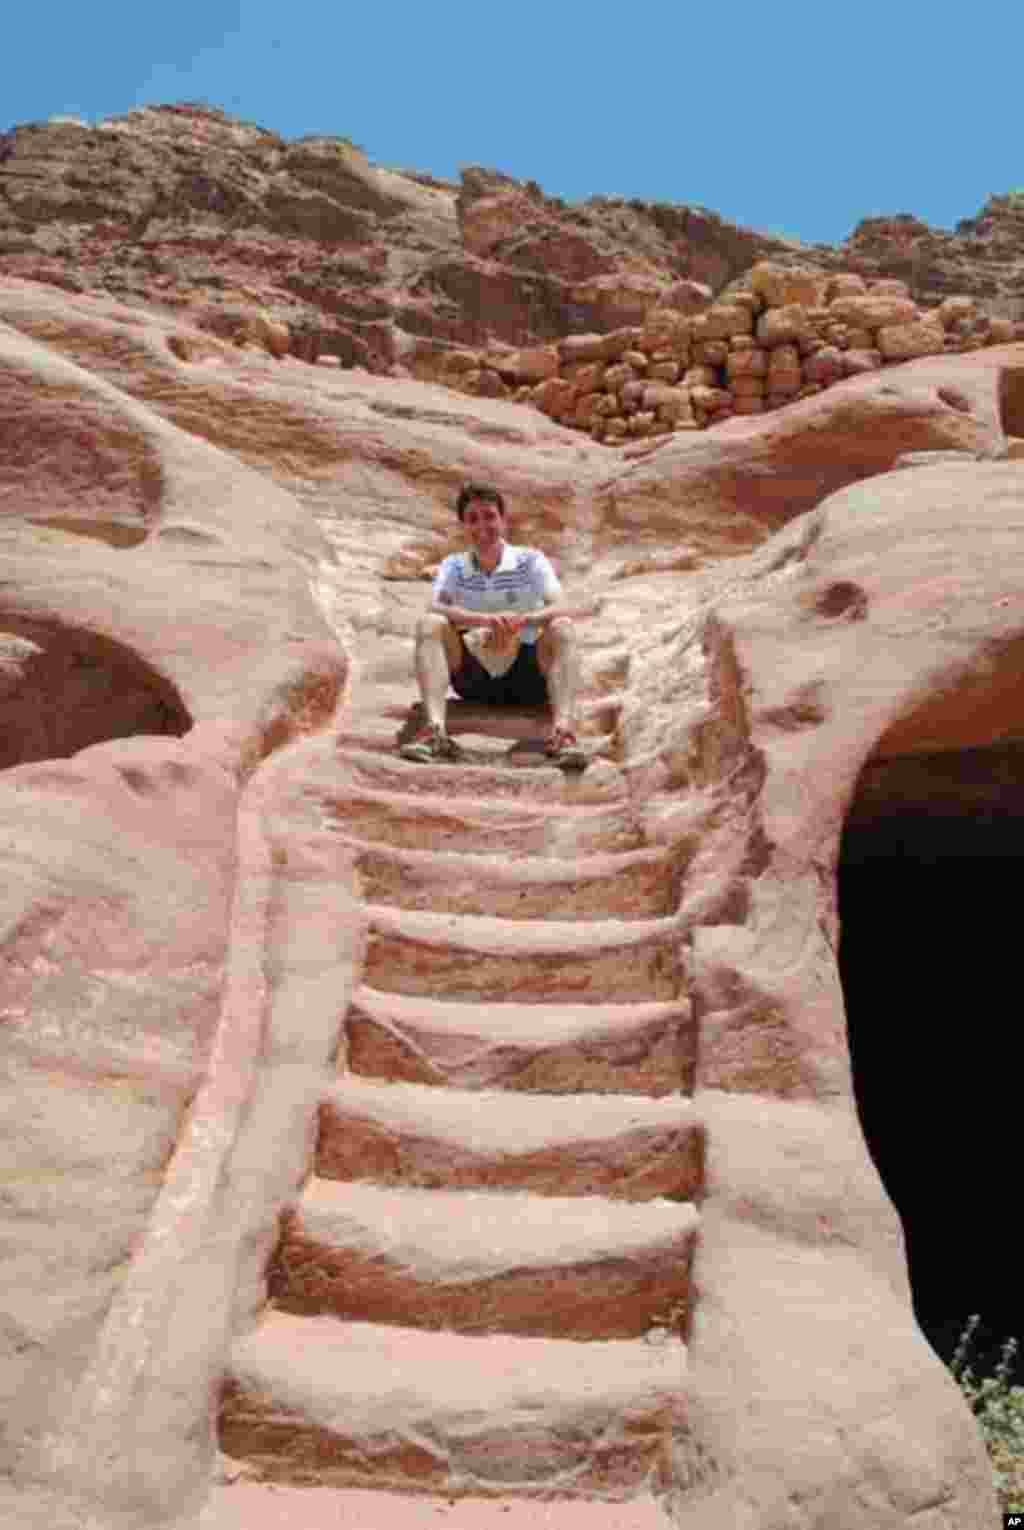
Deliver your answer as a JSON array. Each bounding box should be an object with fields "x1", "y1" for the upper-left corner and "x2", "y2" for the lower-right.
[
  {"x1": 342, "y1": 988, "x2": 695, "y2": 1095},
  {"x1": 220, "y1": 1315, "x2": 689, "y2": 1498},
  {"x1": 330, "y1": 742, "x2": 625, "y2": 802},
  {"x1": 202, "y1": 1481, "x2": 675, "y2": 1530},
  {"x1": 273, "y1": 1181, "x2": 699, "y2": 1340},
  {"x1": 317, "y1": 1079, "x2": 704, "y2": 1198},
  {"x1": 320, "y1": 784, "x2": 645, "y2": 856},
  {"x1": 362, "y1": 905, "x2": 684, "y2": 1003},
  {"x1": 346, "y1": 688, "x2": 622, "y2": 741},
  {"x1": 352, "y1": 841, "x2": 680, "y2": 920}
]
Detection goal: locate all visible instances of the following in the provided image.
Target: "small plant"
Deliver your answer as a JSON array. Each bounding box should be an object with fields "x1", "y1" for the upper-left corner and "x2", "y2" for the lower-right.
[{"x1": 951, "y1": 1314, "x2": 1024, "y2": 1512}]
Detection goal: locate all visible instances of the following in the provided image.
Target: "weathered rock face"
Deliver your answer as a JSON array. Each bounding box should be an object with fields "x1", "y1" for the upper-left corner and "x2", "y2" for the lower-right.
[
  {"x1": 839, "y1": 196, "x2": 1024, "y2": 313},
  {"x1": 6, "y1": 101, "x2": 1022, "y2": 392},
  {"x1": 2, "y1": 270, "x2": 1019, "y2": 1530}
]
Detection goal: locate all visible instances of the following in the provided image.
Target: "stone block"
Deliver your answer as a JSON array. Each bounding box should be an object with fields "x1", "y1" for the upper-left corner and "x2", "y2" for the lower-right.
[
  {"x1": 604, "y1": 362, "x2": 637, "y2": 392},
  {"x1": 756, "y1": 305, "x2": 813, "y2": 347},
  {"x1": 648, "y1": 360, "x2": 681, "y2": 384},
  {"x1": 702, "y1": 303, "x2": 754, "y2": 339},
  {"x1": 749, "y1": 262, "x2": 828, "y2": 309},
  {"x1": 876, "y1": 318, "x2": 945, "y2": 361},
  {"x1": 828, "y1": 295, "x2": 919, "y2": 328}
]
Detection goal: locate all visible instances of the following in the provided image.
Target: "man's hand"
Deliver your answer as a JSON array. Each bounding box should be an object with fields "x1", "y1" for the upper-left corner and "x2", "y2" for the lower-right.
[
  {"x1": 487, "y1": 612, "x2": 524, "y2": 637},
  {"x1": 479, "y1": 611, "x2": 523, "y2": 657}
]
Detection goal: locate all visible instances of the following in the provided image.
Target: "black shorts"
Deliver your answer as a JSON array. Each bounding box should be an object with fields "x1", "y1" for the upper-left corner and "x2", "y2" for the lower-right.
[{"x1": 451, "y1": 639, "x2": 549, "y2": 706}]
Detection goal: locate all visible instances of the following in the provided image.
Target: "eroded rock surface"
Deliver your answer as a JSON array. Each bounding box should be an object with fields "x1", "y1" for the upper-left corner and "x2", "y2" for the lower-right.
[
  {"x1": 4, "y1": 103, "x2": 1024, "y2": 391},
  {"x1": 1, "y1": 274, "x2": 1016, "y2": 1529}
]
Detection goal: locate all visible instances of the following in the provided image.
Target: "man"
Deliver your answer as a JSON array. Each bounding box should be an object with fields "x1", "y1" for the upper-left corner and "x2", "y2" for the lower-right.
[{"x1": 400, "y1": 482, "x2": 584, "y2": 767}]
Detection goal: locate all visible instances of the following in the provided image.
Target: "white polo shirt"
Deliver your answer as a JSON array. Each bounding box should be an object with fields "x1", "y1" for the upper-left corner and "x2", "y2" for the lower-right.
[{"x1": 432, "y1": 543, "x2": 561, "y2": 645}]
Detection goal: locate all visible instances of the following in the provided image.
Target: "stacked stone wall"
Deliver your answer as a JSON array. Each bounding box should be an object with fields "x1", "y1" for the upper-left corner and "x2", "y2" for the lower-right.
[{"x1": 431, "y1": 262, "x2": 1024, "y2": 444}]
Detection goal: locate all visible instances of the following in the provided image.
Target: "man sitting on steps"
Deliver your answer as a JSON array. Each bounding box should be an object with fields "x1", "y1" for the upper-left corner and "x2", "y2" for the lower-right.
[{"x1": 400, "y1": 481, "x2": 585, "y2": 768}]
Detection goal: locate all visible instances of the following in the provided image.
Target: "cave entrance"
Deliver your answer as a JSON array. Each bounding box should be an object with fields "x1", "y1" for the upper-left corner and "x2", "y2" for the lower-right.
[
  {"x1": 0, "y1": 617, "x2": 190, "y2": 770},
  {"x1": 838, "y1": 738, "x2": 1024, "y2": 1384}
]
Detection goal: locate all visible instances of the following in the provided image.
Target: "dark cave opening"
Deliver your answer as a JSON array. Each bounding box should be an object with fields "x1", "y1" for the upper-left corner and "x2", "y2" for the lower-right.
[
  {"x1": 838, "y1": 742, "x2": 1024, "y2": 1386},
  {"x1": 0, "y1": 616, "x2": 190, "y2": 771}
]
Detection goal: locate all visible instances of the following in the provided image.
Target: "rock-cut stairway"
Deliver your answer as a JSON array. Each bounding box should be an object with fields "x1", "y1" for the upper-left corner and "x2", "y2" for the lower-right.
[{"x1": 216, "y1": 632, "x2": 704, "y2": 1530}]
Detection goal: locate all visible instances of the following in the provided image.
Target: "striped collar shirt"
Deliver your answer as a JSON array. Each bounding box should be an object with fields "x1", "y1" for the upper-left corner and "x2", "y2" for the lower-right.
[{"x1": 432, "y1": 543, "x2": 561, "y2": 644}]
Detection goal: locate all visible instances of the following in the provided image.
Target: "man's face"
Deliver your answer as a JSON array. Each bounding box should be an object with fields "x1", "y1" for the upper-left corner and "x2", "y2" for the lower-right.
[{"x1": 462, "y1": 498, "x2": 506, "y2": 558}]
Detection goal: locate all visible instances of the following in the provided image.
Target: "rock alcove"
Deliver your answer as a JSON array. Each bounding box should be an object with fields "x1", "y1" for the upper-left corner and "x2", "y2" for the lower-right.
[
  {"x1": 0, "y1": 620, "x2": 191, "y2": 771},
  {"x1": 839, "y1": 725, "x2": 1024, "y2": 1385}
]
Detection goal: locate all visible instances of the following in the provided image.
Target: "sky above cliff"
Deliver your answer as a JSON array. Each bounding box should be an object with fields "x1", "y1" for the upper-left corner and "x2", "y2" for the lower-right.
[{"x1": 6, "y1": 0, "x2": 1021, "y2": 246}]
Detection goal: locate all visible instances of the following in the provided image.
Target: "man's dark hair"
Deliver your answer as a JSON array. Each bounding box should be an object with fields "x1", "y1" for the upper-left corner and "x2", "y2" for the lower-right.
[{"x1": 456, "y1": 482, "x2": 506, "y2": 521}]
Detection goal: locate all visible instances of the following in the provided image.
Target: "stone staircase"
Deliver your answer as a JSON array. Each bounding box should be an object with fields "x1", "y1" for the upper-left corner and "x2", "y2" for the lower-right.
[{"x1": 215, "y1": 627, "x2": 704, "y2": 1527}]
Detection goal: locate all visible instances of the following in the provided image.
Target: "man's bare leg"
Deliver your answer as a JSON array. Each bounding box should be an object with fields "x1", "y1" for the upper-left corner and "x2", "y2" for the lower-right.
[
  {"x1": 413, "y1": 613, "x2": 462, "y2": 731},
  {"x1": 536, "y1": 617, "x2": 580, "y2": 735}
]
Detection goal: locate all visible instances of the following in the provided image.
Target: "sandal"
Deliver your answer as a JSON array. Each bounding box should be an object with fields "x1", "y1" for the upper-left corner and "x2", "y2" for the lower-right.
[
  {"x1": 399, "y1": 723, "x2": 461, "y2": 764},
  {"x1": 544, "y1": 726, "x2": 586, "y2": 770}
]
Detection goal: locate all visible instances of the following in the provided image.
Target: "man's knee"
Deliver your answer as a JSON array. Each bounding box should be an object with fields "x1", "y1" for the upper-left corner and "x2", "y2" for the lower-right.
[
  {"x1": 416, "y1": 612, "x2": 451, "y2": 642},
  {"x1": 543, "y1": 615, "x2": 576, "y2": 650}
]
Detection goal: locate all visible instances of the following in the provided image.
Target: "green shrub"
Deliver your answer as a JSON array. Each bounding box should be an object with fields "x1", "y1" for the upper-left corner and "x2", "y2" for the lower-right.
[{"x1": 951, "y1": 1314, "x2": 1024, "y2": 1513}]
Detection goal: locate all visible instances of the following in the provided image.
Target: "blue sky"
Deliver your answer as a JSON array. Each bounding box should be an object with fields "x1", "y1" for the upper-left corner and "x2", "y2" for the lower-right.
[{"x1": 5, "y1": 0, "x2": 1022, "y2": 245}]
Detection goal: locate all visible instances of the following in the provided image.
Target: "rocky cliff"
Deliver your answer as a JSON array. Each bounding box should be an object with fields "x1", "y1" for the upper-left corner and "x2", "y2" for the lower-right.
[{"x1": 3, "y1": 102, "x2": 1022, "y2": 379}]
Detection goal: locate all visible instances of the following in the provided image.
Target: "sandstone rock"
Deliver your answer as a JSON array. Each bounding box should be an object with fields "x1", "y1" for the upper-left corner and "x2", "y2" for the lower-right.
[
  {"x1": 841, "y1": 347, "x2": 884, "y2": 375},
  {"x1": 937, "y1": 296, "x2": 977, "y2": 328},
  {"x1": 733, "y1": 395, "x2": 766, "y2": 414},
  {"x1": 462, "y1": 367, "x2": 509, "y2": 398},
  {"x1": 490, "y1": 345, "x2": 559, "y2": 383},
  {"x1": 592, "y1": 392, "x2": 619, "y2": 418},
  {"x1": 558, "y1": 328, "x2": 637, "y2": 366},
  {"x1": 702, "y1": 303, "x2": 755, "y2": 339},
  {"x1": 802, "y1": 345, "x2": 844, "y2": 385},
  {"x1": 532, "y1": 376, "x2": 577, "y2": 417},
  {"x1": 828, "y1": 294, "x2": 920, "y2": 328},
  {"x1": 167, "y1": 331, "x2": 234, "y2": 365},
  {"x1": 693, "y1": 339, "x2": 729, "y2": 366},
  {"x1": 826, "y1": 273, "x2": 868, "y2": 300},
  {"x1": 767, "y1": 342, "x2": 801, "y2": 376},
  {"x1": 690, "y1": 385, "x2": 732, "y2": 412},
  {"x1": 729, "y1": 289, "x2": 763, "y2": 317},
  {"x1": 640, "y1": 307, "x2": 689, "y2": 354},
  {"x1": 622, "y1": 350, "x2": 649, "y2": 371},
  {"x1": 730, "y1": 375, "x2": 767, "y2": 398},
  {"x1": 683, "y1": 365, "x2": 718, "y2": 388},
  {"x1": 657, "y1": 401, "x2": 695, "y2": 427},
  {"x1": 726, "y1": 345, "x2": 769, "y2": 379},
  {"x1": 869, "y1": 277, "x2": 911, "y2": 297},
  {"x1": 603, "y1": 362, "x2": 637, "y2": 392},
  {"x1": 660, "y1": 278, "x2": 713, "y2": 313},
  {"x1": 648, "y1": 360, "x2": 681, "y2": 384},
  {"x1": 620, "y1": 379, "x2": 647, "y2": 408},
  {"x1": 0, "y1": 104, "x2": 1020, "y2": 384},
  {"x1": 749, "y1": 261, "x2": 828, "y2": 309},
  {"x1": 876, "y1": 317, "x2": 946, "y2": 361},
  {"x1": 571, "y1": 274, "x2": 667, "y2": 327},
  {"x1": 989, "y1": 317, "x2": 1016, "y2": 343},
  {"x1": 642, "y1": 383, "x2": 693, "y2": 419},
  {"x1": 573, "y1": 392, "x2": 603, "y2": 427},
  {"x1": 563, "y1": 359, "x2": 607, "y2": 391},
  {"x1": 756, "y1": 304, "x2": 812, "y2": 347}
]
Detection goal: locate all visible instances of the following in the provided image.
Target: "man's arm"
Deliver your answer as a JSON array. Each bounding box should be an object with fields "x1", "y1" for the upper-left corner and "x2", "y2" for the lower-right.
[{"x1": 429, "y1": 594, "x2": 511, "y2": 630}]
